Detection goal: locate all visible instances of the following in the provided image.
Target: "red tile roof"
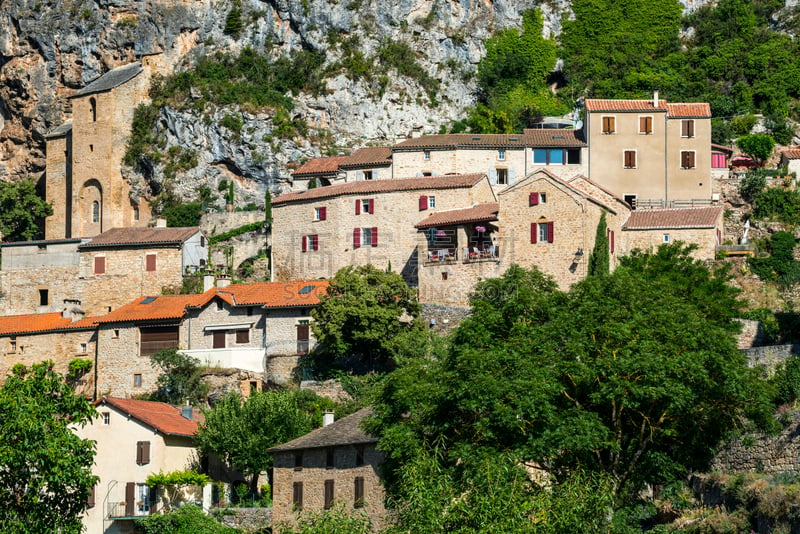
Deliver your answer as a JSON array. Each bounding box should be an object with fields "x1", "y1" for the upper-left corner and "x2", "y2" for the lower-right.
[
  {"x1": 393, "y1": 134, "x2": 528, "y2": 150},
  {"x1": 202, "y1": 280, "x2": 329, "y2": 308},
  {"x1": 0, "y1": 312, "x2": 98, "y2": 336},
  {"x1": 340, "y1": 147, "x2": 392, "y2": 168},
  {"x1": 99, "y1": 397, "x2": 199, "y2": 437},
  {"x1": 523, "y1": 128, "x2": 586, "y2": 147},
  {"x1": 667, "y1": 103, "x2": 712, "y2": 118},
  {"x1": 95, "y1": 294, "x2": 201, "y2": 324},
  {"x1": 79, "y1": 227, "x2": 200, "y2": 248},
  {"x1": 712, "y1": 143, "x2": 734, "y2": 154},
  {"x1": 623, "y1": 207, "x2": 722, "y2": 230},
  {"x1": 781, "y1": 148, "x2": 800, "y2": 160},
  {"x1": 273, "y1": 173, "x2": 486, "y2": 205},
  {"x1": 585, "y1": 98, "x2": 668, "y2": 112},
  {"x1": 292, "y1": 156, "x2": 348, "y2": 177},
  {"x1": 416, "y1": 203, "x2": 499, "y2": 229}
]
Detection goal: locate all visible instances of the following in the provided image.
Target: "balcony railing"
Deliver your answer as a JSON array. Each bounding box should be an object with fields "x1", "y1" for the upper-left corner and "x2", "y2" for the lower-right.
[
  {"x1": 108, "y1": 501, "x2": 157, "y2": 520},
  {"x1": 180, "y1": 347, "x2": 266, "y2": 373},
  {"x1": 463, "y1": 246, "x2": 499, "y2": 262},
  {"x1": 425, "y1": 248, "x2": 458, "y2": 263}
]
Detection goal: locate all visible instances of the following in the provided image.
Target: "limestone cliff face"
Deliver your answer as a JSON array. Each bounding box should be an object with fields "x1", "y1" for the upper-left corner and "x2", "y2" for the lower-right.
[{"x1": 0, "y1": 0, "x2": 704, "y2": 204}]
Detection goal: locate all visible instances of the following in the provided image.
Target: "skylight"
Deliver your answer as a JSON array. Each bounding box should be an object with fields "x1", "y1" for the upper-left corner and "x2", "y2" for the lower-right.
[
  {"x1": 141, "y1": 296, "x2": 158, "y2": 304},
  {"x1": 298, "y1": 285, "x2": 315, "y2": 295}
]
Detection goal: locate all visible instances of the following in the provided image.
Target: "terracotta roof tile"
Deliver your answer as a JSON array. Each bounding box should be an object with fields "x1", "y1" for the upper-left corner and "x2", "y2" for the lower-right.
[
  {"x1": 273, "y1": 173, "x2": 486, "y2": 205},
  {"x1": 416, "y1": 203, "x2": 499, "y2": 229},
  {"x1": 0, "y1": 312, "x2": 97, "y2": 336},
  {"x1": 393, "y1": 134, "x2": 528, "y2": 150},
  {"x1": 623, "y1": 207, "x2": 722, "y2": 230},
  {"x1": 99, "y1": 397, "x2": 199, "y2": 437},
  {"x1": 202, "y1": 280, "x2": 329, "y2": 308},
  {"x1": 79, "y1": 227, "x2": 200, "y2": 248},
  {"x1": 781, "y1": 148, "x2": 800, "y2": 160},
  {"x1": 340, "y1": 147, "x2": 392, "y2": 168},
  {"x1": 95, "y1": 294, "x2": 202, "y2": 324},
  {"x1": 712, "y1": 143, "x2": 734, "y2": 154},
  {"x1": 667, "y1": 102, "x2": 711, "y2": 118},
  {"x1": 585, "y1": 98, "x2": 669, "y2": 112},
  {"x1": 269, "y1": 408, "x2": 376, "y2": 452},
  {"x1": 292, "y1": 156, "x2": 348, "y2": 177},
  {"x1": 523, "y1": 129, "x2": 586, "y2": 147}
]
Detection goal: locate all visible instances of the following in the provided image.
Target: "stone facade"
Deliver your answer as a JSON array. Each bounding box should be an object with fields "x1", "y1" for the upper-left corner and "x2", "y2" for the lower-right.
[
  {"x1": 271, "y1": 174, "x2": 496, "y2": 285},
  {"x1": 45, "y1": 61, "x2": 156, "y2": 240},
  {"x1": 96, "y1": 322, "x2": 161, "y2": 398}
]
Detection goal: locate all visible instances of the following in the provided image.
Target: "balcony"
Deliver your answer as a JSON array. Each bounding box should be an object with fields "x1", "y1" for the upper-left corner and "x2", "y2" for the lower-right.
[
  {"x1": 108, "y1": 501, "x2": 157, "y2": 520},
  {"x1": 424, "y1": 248, "x2": 458, "y2": 264},
  {"x1": 180, "y1": 347, "x2": 266, "y2": 373},
  {"x1": 463, "y1": 246, "x2": 499, "y2": 263}
]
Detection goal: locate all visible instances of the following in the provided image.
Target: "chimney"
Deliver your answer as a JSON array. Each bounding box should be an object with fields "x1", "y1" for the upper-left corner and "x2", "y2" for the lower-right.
[
  {"x1": 203, "y1": 274, "x2": 215, "y2": 292},
  {"x1": 653, "y1": 90, "x2": 659, "y2": 108},
  {"x1": 181, "y1": 402, "x2": 193, "y2": 420},
  {"x1": 155, "y1": 217, "x2": 167, "y2": 228},
  {"x1": 323, "y1": 411, "x2": 335, "y2": 427},
  {"x1": 216, "y1": 277, "x2": 231, "y2": 289},
  {"x1": 62, "y1": 299, "x2": 85, "y2": 322}
]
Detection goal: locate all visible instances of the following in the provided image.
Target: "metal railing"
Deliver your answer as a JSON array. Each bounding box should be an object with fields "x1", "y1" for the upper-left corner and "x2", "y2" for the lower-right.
[{"x1": 425, "y1": 248, "x2": 458, "y2": 263}]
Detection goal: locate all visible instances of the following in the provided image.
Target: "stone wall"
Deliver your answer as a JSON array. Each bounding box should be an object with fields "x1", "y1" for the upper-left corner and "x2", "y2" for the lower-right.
[
  {"x1": 744, "y1": 344, "x2": 800, "y2": 371},
  {"x1": 299, "y1": 379, "x2": 352, "y2": 403},
  {"x1": 217, "y1": 507, "x2": 272, "y2": 533},
  {"x1": 713, "y1": 413, "x2": 800, "y2": 474},
  {"x1": 420, "y1": 303, "x2": 471, "y2": 334},
  {"x1": 201, "y1": 211, "x2": 264, "y2": 236},
  {"x1": 96, "y1": 323, "x2": 161, "y2": 397}
]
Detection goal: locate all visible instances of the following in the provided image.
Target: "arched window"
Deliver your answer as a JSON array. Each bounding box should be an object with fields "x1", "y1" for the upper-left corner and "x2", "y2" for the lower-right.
[
  {"x1": 90, "y1": 97, "x2": 97, "y2": 122},
  {"x1": 92, "y1": 201, "x2": 100, "y2": 223}
]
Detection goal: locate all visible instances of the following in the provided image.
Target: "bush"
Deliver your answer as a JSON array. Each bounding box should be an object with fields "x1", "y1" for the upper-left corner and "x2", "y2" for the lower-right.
[{"x1": 739, "y1": 173, "x2": 766, "y2": 201}]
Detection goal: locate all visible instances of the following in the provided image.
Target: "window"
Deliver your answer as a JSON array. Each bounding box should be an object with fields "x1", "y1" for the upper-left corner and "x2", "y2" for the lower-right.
[
  {"x1": 566, "y1": 148, "x2": 581, "y2": 164},
  {"x1": 94, "y1": 256, "x2": 105, "y2": 275},
  {"x1": 428, "y1": 196, "x2": 436, "y2": 208},
  {"x1": 355, "y1": 198, "x2": 374, "y2": 215},
  {"x1": 533, "y1": 149, "x2": 565, "y2": 165},
  {"x1": 113, "y1": 329, "x2": 120, "y2": 339},
  {"x1": 133, "y1": 374, "x2": 142, "y2": 388},
  {"x1": 419, "y1": 195, "x2": 429, "y2": 211},
  {"x1": 297, "y1": 321, "x2": 310, "y2": 355},
  {"x1": 423, "y1": 150, "x2": 431, "y2": 161},
  {"x1": 549, "y1": 149, "x2": 564, "y2": 165},
  {"x1": 293, "y1": 482, "x2": 304, "y2": 511},
  {"x1": 314, "y1": 207, "x2": 327, "y2": 221},
  {"x1": 102, "y1": 412, "x2": 110, "y2": 425},
  {"x1": 496, "y1": 168, "x2": 508, "y2": 185},
  {"x1": 354, "y1": 228, "x2": 377, "y2": 248},
  {"x1": 602, "y1": 116, "x2": 616, "y2": 134},
  {"x1": 139, "y1": 326, "x2": 179, "y2": 356},
  {"x1": 92, "y1": 201, "x2": 100, "y2": 223},
  {"x1": 236, "y1": 329, "x2": 249, "y2": 344},
  {"x1": 712, "y1": 153, "x2": 727, "y2": 168},
  {"x1": 441, "y1": 271, "x2": 448, "y2": 280},
  {"x1": 533, "y1": 149, "x2": 547, "y2": 164},
  {"x1": 422, "y1": 171, "x2": 432, "y2": 177},
  {"x1": 354, "y1": 477, "x2": 365, "y2": 508},
  {"x1": 361, "y1": 227, "x2": 373, "y2": 247},
  {"x1": 681, "y1": 119, "x2": 695, "y2": 138},
  {"x1": 294, "y1": 452, "x2": 303, "y2": 469},
  {"x1": 624, "y1": 150, "x2": 637, "y2": 169},
  {"x1": 301, "y1": 235, "x2": 319, "y2": 252},
  {"x1": 38, "y1": 289, "x2": 49, "y2": 306},
  {"x1": 216, "y1": 300, "x2": 223, "y2": 311},
  {"x1": 363, "y1": 170, "x2": 373, "y2": 180},
  {"x1": 639, "y1": 116, "x2": 653, "y2": 134},
  {"x1": 200, "y1": 235, "x2": 205, "y2": 247},
  {"x1": 89, "y1": 97, "x2": 97, "y2": 122},
  {"x1": 80, "y1": 343, "x2": 88, "y2": 353},
  {"x1": 247, "y1": 307, "x2": 254, "y2": 316},
  {"x1": 136, "y1": 440, "x2": 151, "y2": 465},
  {"x1": 89, "y1": 144, "x2": 94, "y2": 152},
  {"x1": 326, "y1": 448, "x2": 335, "y2": 469},
  {"x1": 498, "y1": 149, "x2": 506, "y2": 161},
  {"x1": 133, "y1": 206, "x2": 140, "y2": 221},
  {"x1": 624, "y1": 194, "x2": 637, "y2": 209},
  {"x1": 213, "y1": 331, "x2": 226, "y2": 349},
  {"x1": 324, "y1": 479, "x2": 334, "y2": 510},
  {"x1": 531, "y1": 221, "x2": 555, "y2": 244},
  {"x1": 663, "y1": 234, "x2": 671, "y2": 243},
  {"x1": 356, "y1": 446, "x2": 365, "y2": 467},
  {"x1": 145, "y1": 254, "x2": 156, "y2": 272},
  {"x1": 9, "y1": 340, "x2": 16, "y2": 353},
  {"x1": 681, "y1": 150, "x2": 696, "y2": 169}
]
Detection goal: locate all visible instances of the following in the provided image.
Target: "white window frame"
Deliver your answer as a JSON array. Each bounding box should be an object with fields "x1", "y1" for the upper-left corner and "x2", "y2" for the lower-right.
[
  {"x1": 623, "y1": 149, "x2": 637, "y2": 169},
  {"x1": 361, "y1": 228, "x2": 373, "y2": 246},
  {"x1": 538, "y1": 222, "x2": 549, "y2": 243},
  {"x1": 681, "y1": 119, "x2": 695, "y2": 138},
  {"x1": 680, "y1": 150, "x2": 697, "y2": 169},
  {"x1": 428, "y1": 196, "x2": 436, "y2": 208},
  {"x1": 601, "y1": 115, "x2": 616, "y2": 135},
  {"x1": 638, "y1": 115, "x2": 654, "y2": 135},
  {"x1": 423, "y1": 150, "x2": 431, "y2": 161},
  {"x1": 496, "y1": 168, "x2": 508, "y2": 185},
  {"x1": 102, "y1": 412, "x2": 110, "y2": 425},
  {"x1": 498, "y1": 149, "x2": 506, "y2": 161},
  {"x1": 314, "y1": 207, "x2": 324, "y2": 221},
  {"x1": 361, "y1": 199, "x2": 371, "y2": 213},
  {"x1": 663, "y1": 234, "x2": 671, "y2": 243},
  {"x1": 540, "y1": 192, "x2": 547, "y2": 203}
]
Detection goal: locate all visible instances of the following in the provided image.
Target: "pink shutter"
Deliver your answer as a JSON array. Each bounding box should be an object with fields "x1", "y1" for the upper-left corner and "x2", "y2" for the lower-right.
[
  {"x1": 301, "y1": 235, "x2": 307, "y2": 252},
  {"x1": 319, "y1": 207, "x2": 326, "y2": 220},
  {"x1": 531, "y1": 223, "x2": 537, "y2": 244},
  {"x1": 419, "y1": 195, "x2": 428, "y2": 211},
  {"x1": 312, "y1": 235, "x2": 319, "y2": 250},
  {"x1": 353, "y1": 228, "x2": 361, "y2": 248},
  {"x1": 368, "y1": 199, "x2": 374, "y2": 214},
  {"x1": 355, "y1": 199, "x2": 361, "y2": 215},
  {"x1": 371, "y1": 227, "x2": 378, "y2": 247},
  {"x1": 547, "y1": 222, "x2": 554, "y2": 243},
  {"x1": 529, "y1": 192, "x2": 539, "y2": 206}
]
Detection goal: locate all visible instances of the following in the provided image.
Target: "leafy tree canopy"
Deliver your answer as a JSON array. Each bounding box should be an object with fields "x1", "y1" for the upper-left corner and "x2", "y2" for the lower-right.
[
  {"x1": 197, "y1": 389, "x2": 324, "y2": 491},
  {"x1": 372, "y1": 246, "x2": 776, "y2": 521},
  {"x1": 0, "y1": 361, "x2": 98, "y2": 533},
  {"x1": 148, "y1": 349, "x2": 209, "y2": 406},
  {"x1": 737, "y1": 133, "x2": 776, "y2": 164},
  {"x1": 310, "y1": 264, "x2": 424, "y2": 374},
  {"x1": 0, "y1": 178, "x2": 53, "y2": 242},
  {"x1": 276, "y1": 504, "x2": 373, "y2": 534},
  {"x1": 135, "y1": 504, "x2": 238, "y2": 534}
]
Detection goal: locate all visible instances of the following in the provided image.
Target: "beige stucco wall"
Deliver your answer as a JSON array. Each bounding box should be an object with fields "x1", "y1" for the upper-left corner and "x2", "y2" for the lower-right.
[
  {"x1": 272, "y1": 444, "x2": 385, "y2": 530},
  {"x1": 76, "y1": 406, "x2": 197, "y2": 534},
  {"x1": 666, "y1": 117, "x2": 712, "y2": 202},
  {"x1": 272, "y1": 178, "x2": 497, "y2": 285}
]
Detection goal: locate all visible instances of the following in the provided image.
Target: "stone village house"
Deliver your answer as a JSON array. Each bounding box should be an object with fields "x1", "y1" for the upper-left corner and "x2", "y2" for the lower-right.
[
  {"x1": 76, "y1": 397, "x2": 203, "y2": 534},
  {"x1": 92, "y1": 279, "x2": 328, "y2": 398},
  {"x1": 0, "y1": 225, "x2": 208, "y2": 317},
  {"x1": 269, "y1": 408, "x2": 386, "y2": 529}
]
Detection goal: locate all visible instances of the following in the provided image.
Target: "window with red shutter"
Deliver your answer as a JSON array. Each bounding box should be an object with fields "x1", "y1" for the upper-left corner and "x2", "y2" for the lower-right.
[
  {"x1": 319, "y1": 207, "x2": 326, "y2": 220},
  {"x1": 529, "y1": 192, "x2": 539, "y2": 206},
  {"x1": 419, "y1": 195, "x2": 428, "y2": 211},
  {"x1": 353, "y1": 228, "x2": 361, "y2": 248},
  {"x1": 311, "y1": 235, "x2": 319, "y2": 251},
  {"x1": 368, "y1": 199, "x2": 374, "y2": 214},
  {"x1": 355, "y1": 199, "x2": 361, "y2": 215},
  {"x1": 547, "y1": 221, "x2": 554, "y2": 243},
  {"x1": 371, "y1": 227, "x2": 378, "y2": 247},
  {"x1": 94, "y1": 256, "x2": 105, "y2": 275},
  {"x1": 301, "y1": 235, "x2": 307, "y2": 252},
  {"x1": 530, "y1": 222, "x2": 537, "y2": 244}
]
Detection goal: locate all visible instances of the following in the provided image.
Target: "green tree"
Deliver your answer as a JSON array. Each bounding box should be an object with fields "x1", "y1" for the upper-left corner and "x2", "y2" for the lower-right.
[
  {"x1": 148, "y1": 349, "x2": 208, "y2": 406},
  {"x1": 588, "y1": 212, "x2": 610, "y2": 276},
  {"x1": 197, "y1": 390, "x2": 315, "y2": 492},
  {"x1": 311, "y1": 264, "x2": 423, "y2": 373},
  {"x1": 135, "y1": 504, "x2": 238, "y2": 534},
  {"x1": 276, "y1": 504, "x2": 372, "y2": 534},
  {"x1": 373, "y1": 246, "x2": 775, "y2": 515},
  {"x1": 737, "y1": 134, "x2": 776, "y2": 165},
  {"x1": 0, "y1": 178, "x2": 53, "y2": 242},
  {"x1": 162, "y1": 202, "x2": 203, "y2": 227},
  {"x1": 0, "y1": 361, "x2": 98, "y2": 533}
]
